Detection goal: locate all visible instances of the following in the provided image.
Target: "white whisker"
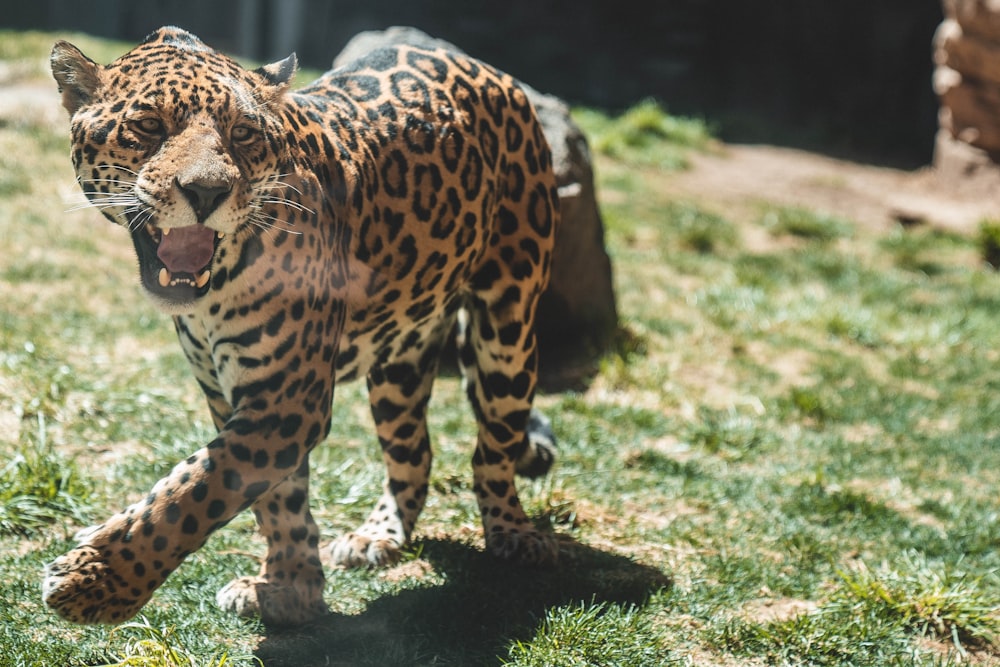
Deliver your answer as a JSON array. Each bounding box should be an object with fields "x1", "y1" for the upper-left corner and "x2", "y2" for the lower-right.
[
  {"x1": 257, "y1": 197, "x2": 313, "y2": 214},
  {"x1": 251, "y1": 211, "x2": 295, "y2": 227},
  {"x1": 64, "y1": 195, "x2": 140, "y2": 214},
  {"x1": 255, "y1": 175, "x2": 304, "y2": 196},
  {"x1": 244, "y1": 174, "x2": 312, "y2": 239},
  {"x1": 247, "y1": 210, "x2": 303, "y2": 236},
  {"x1": 128, "y1": 206, "x2": 156, "y2": 232},
  {"x1": 63, "y1": 166, "x2": 154, "y2": 232},
  {"x1": 245, "y1": 218, "x2": 280, "y2": 241},
  {"x1": 77, "y1": 176, "x2": 135, "y2": 184}
]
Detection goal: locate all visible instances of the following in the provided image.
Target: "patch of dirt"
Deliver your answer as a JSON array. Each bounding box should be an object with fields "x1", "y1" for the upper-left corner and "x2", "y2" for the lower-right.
[
  {"x1": 915, "y1": 637, "x2": 1000, "y2": 665},
  {"x1": 741, "y1": 596, "x2": 819, "y2": 624},
  {"x1": 741, "y1": 342, "x2": 816, "y2": 392},
  {"x1": 663, "y1": 143, "x2": 1000, "y2": 235}
]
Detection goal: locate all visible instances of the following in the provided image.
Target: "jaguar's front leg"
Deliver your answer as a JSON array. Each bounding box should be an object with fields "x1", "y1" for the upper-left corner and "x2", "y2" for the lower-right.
[
  {"x1": 181, "y1": 382, "x2": 329, "y2": 624},
  {"x1": 216, "y1": 456, "x2": 327, "y2": 625},
  {"x1": 43, "y1": 393, "x2": 331, "y2": 625}
]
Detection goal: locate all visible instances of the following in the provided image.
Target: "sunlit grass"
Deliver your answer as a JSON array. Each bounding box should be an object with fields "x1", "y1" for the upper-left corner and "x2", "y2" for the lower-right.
[
  {"x1": 503, "y1": 601, "x2": 668, "y2": 666},
  {"x1": 713, "y1": 553, "x2": 999, "y2": 666},
  {"x1": 576, "y1": 98, "x2": 715, "y2": 170},
  {"x1": 834, "y1": 554, "x2": 1000, "y2": 649},
  {"x1": 759, "y1": 204, "x2": 854, "y2": 242},
  {"x1": 976, "y1": 218, "x2": 1000, "y2": 268},
  {"x1": 0, "y1": 412, "x2": 92, "y2": 537},
  {"x1": 102, "y1": 618, "x2": 260, "y2": 667}
]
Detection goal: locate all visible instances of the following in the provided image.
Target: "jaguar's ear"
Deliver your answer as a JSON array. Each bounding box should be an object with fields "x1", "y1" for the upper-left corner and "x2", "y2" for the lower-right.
[
  {"x1": 51, "y1": 40, "x2": 102, "y2": 115},
  {"x1": 255, "y1": 53, "x2": 297, "y2": 96}
]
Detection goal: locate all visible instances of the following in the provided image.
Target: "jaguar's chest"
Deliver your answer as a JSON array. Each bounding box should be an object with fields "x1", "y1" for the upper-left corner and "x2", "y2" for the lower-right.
[{"x1": 174, "y1": 260, "x2": 463, "y2": 404}]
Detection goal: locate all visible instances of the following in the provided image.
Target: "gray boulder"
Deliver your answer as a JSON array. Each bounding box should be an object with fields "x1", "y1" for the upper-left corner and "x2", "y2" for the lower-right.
[{"x1": 334, "y1": 27, "x2": 618, "y2": 382}]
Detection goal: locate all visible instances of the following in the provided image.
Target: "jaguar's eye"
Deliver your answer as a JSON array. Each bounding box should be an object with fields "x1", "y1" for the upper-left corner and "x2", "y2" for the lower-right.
[
  {"x1": 231, "y1": 125, "x2": 256, "y2": 143},
  {"x1": 130, "y1": 117, "x2": 165, "y2": 136}
]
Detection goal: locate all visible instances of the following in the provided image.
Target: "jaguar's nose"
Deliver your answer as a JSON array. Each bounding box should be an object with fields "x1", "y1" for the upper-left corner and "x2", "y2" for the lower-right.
[{"x1": 177, "y1": 179, "x2": 231, "y2": 222}]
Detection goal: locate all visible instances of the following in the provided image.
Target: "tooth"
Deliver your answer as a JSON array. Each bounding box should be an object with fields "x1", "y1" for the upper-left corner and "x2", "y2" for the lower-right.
[
  {"x1": 216, "y1": 231, "x2": 225, "y2": 239},
  {"x1": 158, "y1": 268, "x2": 171, "y2": 287},
  {"x1": 161, "y1": 227, "x2": 171, "y2": 236},
  {"x1": 195, "y1": 270, "x2": 210, "y2": 288}
]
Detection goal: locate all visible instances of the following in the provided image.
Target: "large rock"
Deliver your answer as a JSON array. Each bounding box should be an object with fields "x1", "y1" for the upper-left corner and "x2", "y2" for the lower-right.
[{"x1": 334, "y1": 27, "x2": 618, "y2": 382}]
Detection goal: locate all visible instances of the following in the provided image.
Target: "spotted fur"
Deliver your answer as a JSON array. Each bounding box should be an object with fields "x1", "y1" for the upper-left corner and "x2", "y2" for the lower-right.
[{"x1": 43, "y1": 26, "x2": 559, "y2": 625}]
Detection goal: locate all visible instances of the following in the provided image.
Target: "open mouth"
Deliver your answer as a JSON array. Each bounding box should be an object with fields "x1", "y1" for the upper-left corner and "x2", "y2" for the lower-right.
[{"x1": 131, "y1": 223, "x2": 225, "y2": 303}]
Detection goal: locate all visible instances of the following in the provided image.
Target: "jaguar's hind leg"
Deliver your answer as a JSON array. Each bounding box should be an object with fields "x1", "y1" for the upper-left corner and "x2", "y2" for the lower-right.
[{"x1": 458, "y1": 295, "x2": 559, "y2": 565}]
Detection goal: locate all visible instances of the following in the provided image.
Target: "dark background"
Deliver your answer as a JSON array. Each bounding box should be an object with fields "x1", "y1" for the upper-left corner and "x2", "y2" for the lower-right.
[{"x1": 5, "y1": 0, "x2": 944, "y2": 167}]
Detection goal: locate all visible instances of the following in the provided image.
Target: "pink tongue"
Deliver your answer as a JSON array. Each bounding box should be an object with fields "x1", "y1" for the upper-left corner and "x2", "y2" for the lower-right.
[{"x1": 156, "y1": 225, "x2": 216, "y2": 273}]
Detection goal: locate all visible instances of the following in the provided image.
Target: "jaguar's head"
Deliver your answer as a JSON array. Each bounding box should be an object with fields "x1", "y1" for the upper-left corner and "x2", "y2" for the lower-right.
[{"x1": 51, "y1": 26, "x2": 299, "y2": 313}]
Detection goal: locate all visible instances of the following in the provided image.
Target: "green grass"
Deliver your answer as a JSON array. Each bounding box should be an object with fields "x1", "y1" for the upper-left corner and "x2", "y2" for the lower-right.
[
  {"x1": 503, "y1": 600, "x2": 668, "y2": 666},
  {"x1": 759, "y1": 204, "x2": 854, "y2": 242},
  {"x1": 100, "y1": 618, "x2": 259, "y2": 667},
  {"x1": 977, "y1": 219, "x2": 1000, "y2": 269},
  {"x1": 713, "y1": 553, "x2": 999, "y2": 666},
  {"x1": 0, "y1": 412, "x2": 92, "y2": 537},
  {"x1": 576, "y1": 99, "x2": 715, "y2": 170},
  {"x1": 1, "y1": 29, "x2": 1000, "y2": 667}
]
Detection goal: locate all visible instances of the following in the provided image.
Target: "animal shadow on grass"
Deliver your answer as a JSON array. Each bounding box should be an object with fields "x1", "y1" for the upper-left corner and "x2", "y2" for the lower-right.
[{"x1": 255, "y1": 537, "x2": 671, "y2": 666}]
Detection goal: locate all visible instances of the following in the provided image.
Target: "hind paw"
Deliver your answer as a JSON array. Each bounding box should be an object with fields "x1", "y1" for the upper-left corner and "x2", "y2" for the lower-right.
[
  {"x1": 486, "y1": 528, "x2": 559, "y2": 566},
  {"x1": 324, "y1": 532, "x2": 404, "y2": 568}
]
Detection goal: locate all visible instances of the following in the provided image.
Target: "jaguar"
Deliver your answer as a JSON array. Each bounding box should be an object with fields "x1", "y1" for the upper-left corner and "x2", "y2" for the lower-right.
[{"x1": 43, "y1": 26, "x2": 559, "y2": 626}]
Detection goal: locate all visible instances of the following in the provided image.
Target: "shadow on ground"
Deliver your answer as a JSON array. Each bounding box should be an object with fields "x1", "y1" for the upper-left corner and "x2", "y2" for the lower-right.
[{"x1": 255, "y1": 537, "x2": 670, "y2": 666}]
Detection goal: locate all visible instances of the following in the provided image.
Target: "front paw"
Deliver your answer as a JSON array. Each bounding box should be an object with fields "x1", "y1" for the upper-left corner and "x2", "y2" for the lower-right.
[
  {"x1": 324, "y1": 532, "x2": 403, "y2": 568},
  {"x1": 43, "y1": 545, "x2": 152, "y2": 624},
  {"x1": 217, "y1": 576, "x2": 328, "y2": 626}
]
